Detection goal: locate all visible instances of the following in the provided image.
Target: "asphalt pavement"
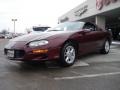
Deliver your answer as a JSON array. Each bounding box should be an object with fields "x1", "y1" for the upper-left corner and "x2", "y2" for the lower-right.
[{"x1": 0, "y1": 39, "x2": 120, "y2": 90}]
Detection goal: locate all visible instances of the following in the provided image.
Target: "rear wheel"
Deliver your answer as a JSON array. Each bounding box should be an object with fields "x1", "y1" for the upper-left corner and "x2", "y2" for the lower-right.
[
  {"x1": 100, "y1": 40, "x2": 110, "y2": 54},
  {"x1": 60, "y1": 43, "x2": 76, "y2": 67}
]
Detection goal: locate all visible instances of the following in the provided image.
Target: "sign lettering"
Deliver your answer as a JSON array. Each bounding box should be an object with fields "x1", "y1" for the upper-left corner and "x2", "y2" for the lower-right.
[
  {"x1": 75, "y1": 5, "x2": 88, "y2": 16},
  {"x1": 96, "y1": 0, "x2": 117, "y2": 10},
  {"x1": 60, "y1": 17, "x2": 69, "y2": 23}
]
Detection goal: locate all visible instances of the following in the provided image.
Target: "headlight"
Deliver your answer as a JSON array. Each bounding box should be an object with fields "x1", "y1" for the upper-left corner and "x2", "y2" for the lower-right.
[{"x1": 28, "y1": 40, "x2": 49, "y2": 47}]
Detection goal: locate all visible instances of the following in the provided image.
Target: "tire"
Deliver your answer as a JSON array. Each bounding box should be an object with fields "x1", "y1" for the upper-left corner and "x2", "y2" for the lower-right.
[
  {"x1": 100, "y1": 40, "x2": 110, "y2": 54},
  {"x1": 59, "y1": 43, "x2": 76, "y2": 67}
]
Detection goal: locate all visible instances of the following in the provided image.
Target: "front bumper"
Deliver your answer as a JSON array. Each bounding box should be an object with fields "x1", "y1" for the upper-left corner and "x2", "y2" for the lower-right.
[
  {"x1": 4, "y1": 48, "x2": 49, "y2": 61},
  {"x1": 4, "y1": 40, "x2": 60, "y2": 61}
]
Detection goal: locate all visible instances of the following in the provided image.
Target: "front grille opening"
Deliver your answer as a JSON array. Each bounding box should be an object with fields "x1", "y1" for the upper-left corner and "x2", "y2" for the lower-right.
[{"x1": 14, "y1": 50, "x2": 25, "y2": 58}]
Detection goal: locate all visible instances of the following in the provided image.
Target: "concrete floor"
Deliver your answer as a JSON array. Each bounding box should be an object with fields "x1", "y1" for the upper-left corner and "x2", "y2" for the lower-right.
[{"x1": 0, "y1": 39, "x2": 120, "y2": 90}]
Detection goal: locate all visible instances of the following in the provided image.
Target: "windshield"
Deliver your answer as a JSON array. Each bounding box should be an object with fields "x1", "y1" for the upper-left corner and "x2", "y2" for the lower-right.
[{"x1": 47, "y1": 22, "x2": 85, "y2": 31}]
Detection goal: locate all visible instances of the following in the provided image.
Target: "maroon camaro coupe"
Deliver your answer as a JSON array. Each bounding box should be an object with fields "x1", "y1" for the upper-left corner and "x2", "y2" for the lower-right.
[{"x1": 4, "y1": 22, "x2": 112, "y2": 66}]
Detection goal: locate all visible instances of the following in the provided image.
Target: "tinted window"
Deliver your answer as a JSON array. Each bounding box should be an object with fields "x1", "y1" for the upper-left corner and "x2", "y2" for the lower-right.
[
  {"x1": 33, "y1": 27, "x2": 50, "y2": 32},
  {"x1": 83, "y1": 22, "x2": 96, "y2": 31}
]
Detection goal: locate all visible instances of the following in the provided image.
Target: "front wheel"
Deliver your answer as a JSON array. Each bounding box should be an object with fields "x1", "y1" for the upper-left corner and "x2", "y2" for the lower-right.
[
  {"x1": 60, "y1": 43, "x2": 76, "y2": 67},
  {"x1": 100, "y1": 40, "x2": 110, "y2": 54}
]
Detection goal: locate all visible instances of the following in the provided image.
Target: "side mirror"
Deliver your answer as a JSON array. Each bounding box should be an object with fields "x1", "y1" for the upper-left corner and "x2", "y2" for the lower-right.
[
  {"x1": 84, "y1": 29, "x2": 91, "y2": 32},
  {"x1": 90, "y1": 28, "x2": 94, "y2": 31}
]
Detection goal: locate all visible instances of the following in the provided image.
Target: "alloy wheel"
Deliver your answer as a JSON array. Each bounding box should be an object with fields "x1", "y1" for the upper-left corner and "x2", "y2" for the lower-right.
[{"x1": 64, "y1": 46, "x2": 75, "y2": 64}]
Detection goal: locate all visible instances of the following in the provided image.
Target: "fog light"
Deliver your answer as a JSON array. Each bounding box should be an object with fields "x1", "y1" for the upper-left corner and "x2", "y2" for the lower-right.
[{"x1": 32, "y1": 49, "x2": 48, "y2": 54}]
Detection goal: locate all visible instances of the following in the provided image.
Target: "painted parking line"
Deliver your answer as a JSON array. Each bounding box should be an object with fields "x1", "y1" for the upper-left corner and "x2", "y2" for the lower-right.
[
  {"x1": 112, "y1": 41, "x2": 120, "y2": 45},
  {"x1": 54, "y1": 72, "x2": 120, "y2": 80},
  {"x1": 72, "y1": 61, "x2": 89, "y2": 67}
]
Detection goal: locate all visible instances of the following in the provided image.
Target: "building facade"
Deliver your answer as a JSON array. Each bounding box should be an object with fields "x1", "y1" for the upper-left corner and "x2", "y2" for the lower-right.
[{"x1": 59, "y1": 0, "x2": 120, "y2": 40}]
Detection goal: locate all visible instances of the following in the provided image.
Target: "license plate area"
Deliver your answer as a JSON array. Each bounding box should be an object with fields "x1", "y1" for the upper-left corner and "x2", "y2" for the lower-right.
[{"x1": 7, "y1": 50, "x2": 14, "y2": 58}]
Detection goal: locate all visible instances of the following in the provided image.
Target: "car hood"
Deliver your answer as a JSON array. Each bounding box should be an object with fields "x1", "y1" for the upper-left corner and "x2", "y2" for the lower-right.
[{"x1": 10, "y1": 31, "x2": 75, "y2": 42}]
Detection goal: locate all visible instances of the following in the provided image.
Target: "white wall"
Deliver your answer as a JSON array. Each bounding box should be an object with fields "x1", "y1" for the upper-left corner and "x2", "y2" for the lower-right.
[{"x1": 59, "y1": 0, "x2": 120, "y2": 22}]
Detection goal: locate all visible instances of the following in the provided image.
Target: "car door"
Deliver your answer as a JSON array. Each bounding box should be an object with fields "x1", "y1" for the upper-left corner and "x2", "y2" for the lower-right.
[
  {"x1": 78, "y1": 22, "x2": 101, "y2": 54},
  {"x1": 94, "y1": 27, "x2": 108, "y2": 50}
]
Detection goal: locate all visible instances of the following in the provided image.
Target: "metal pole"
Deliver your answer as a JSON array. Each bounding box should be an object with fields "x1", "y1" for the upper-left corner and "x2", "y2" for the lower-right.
[
  {"x1": 14, "y1": 21, "x2": 15, "y2": 33},
  {"x1": 12, "y1": 19, "x2": 17, "y2": 34}
]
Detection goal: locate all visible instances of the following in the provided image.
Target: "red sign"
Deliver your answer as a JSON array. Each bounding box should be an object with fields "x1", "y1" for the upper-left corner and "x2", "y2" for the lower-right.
[{"x1": 96, "y1": 0, "x2": 117, "y2": 10}]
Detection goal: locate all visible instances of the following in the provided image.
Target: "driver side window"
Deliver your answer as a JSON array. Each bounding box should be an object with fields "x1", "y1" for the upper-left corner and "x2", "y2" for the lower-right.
[{"x1": 83, "y1": 22, "x2": 96, "y2": 31}]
